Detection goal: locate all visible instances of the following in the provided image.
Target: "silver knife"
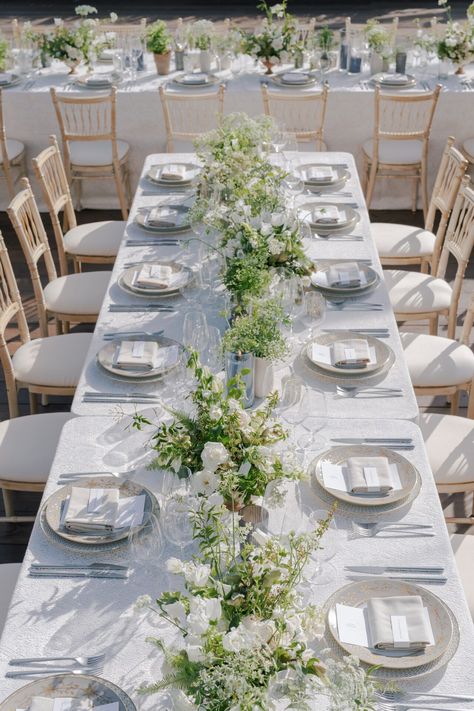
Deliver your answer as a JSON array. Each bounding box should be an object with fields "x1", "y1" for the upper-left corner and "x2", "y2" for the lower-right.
[
  {"x1": 331, "y1": 437, "x2": 412, "y2": 444},
  {"x1": 30, "y1": 563, "x2": 128, "y2": 571},
  {"x1": 29, "y1": 570, "x2": 128, "y2": 579},
  {"x1": 84, "y1": 391, "x2": 160, "y2": 399},
  {"x1": 346, "y1": 565, "x2": 443, "y2": 574},
  {"x1": 83, "y1": 396, "x2": 161, "y2": 404}
]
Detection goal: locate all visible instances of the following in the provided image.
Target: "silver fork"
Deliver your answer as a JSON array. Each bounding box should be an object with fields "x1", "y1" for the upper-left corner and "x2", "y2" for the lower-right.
[
  {"x1": 9, "y1": 652, "x2": 105, "y2": 667},
  {"x1": 351, "y1": 522, "x2": 434, "y2": 539},
  {"x1": 378, "y1": 690, "x2": 474, "y2": 704},
  {"x1": 377, "y1": 702, "x2": 466, "y2": 711},
  {"x1": 6, "y1": 665, "x2": 104, "y2": 678}
]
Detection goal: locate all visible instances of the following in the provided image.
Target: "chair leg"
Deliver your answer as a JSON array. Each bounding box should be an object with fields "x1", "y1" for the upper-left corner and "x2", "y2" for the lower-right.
[
  {"x1": 450, "y1": 390, "x2": 460, "y2": 415},
  {"x1": 113, "y1": 160, "x2": 129, "y2": 220},
  {"x1": 429, "y1": 315, "x2": 438, "y2": 336},
  {"x1": 63, "y1": 321, "x2": 70, "y2": 334},
  {"x1": 365, "y1": 161, "x2": 378, "y2": 209},
  {"x1": 411, "y1": 176, "x2": 418, "y2": 213},
  {"x1": 420, "y1": 258, "x2": 429, "y2": 274},
  {"x1": 28, "y1": 391, "x2": 38, "y2": 414},
  {"x1": 467, "y1": 387, "x2": 474, "y2": 419},
  {"x1": 421, "y1": 160, "x2": 429, "y2": 222},
  {"x1": 2, "y1": 488, "x2": 15, "y2": 518},
  {"x1": 55, "y1": 317, "x2": 63, "y2": 335},
  {"x1": 41, "y1": 394, "x2": 49, "y2": 407}
]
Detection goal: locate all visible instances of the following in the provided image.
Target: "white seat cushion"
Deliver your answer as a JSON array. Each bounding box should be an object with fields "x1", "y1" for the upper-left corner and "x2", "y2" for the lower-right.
[
  {"x1": 450, "y1": 533, "x2": 474, "y2": 620},
  {"x1": 463, "y1": 137, "x2": 474, "y2": 161},
  {"x1": 401, "y1": 332, "x2": 474, "y2": 387},
  {"x1": 5, "y1": 138, "x2": 24, "y2": 161},
  {"x1": 44, "y1": 271, "x2": 110, "y2": 316},
  {"x1": 64, "y1": 220, "x2": 125, "y2": 257},
  {"x1": 362, "y1": 138, "x2": 423, "y2": 165},
  {"x1": 69, "y1": 140, "x2": 129, "y2": 167},
  {"x1": 0, "y1": 412, "x2": 74, "y2": 483},
  {"x1": 12, "y1": 332, "x2": 92, "y2": 388},
  {"x1": 0, "y1": 563, "x2": 21, "y2": 635},
  {"x1": 372, "y1": 223, "x2": 436, "y2": 259},
  {"x1": 419, "y1": 413, "x2": 474, "y2": 485},
  {"x1": 384, "y1": 269, "x2": 452, "y2": 314}
]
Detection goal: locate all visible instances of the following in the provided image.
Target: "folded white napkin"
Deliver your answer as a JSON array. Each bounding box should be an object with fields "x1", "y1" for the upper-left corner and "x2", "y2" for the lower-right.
[
  {"x1": 145, "y1": 207, "x2": 177, "y2": 227},
  {"x1": 183, "y1": 72, "x2": 208, "y2": 84},
  {"x1": 312, "y1": 205, "x2": 341, "y2": 224},
  {"x1": 29, "y1": 699, "x2": 92, "y2": 711},
  {"x1": 115, "y1": 340, "x2": 159, "y2": 371},
  {"x1": 304, "y1": 166, "x2": 336, "y2": 183},
  {"x1": 367, "y1": 595, "x2": 432, "y2": 651},
  {"x1": 379, "y1": 72, "x2": 408, "y2": 84},
  {"x1": 332, "y1": 339, "x2": 371, "y2": 368},
  {"x1": 327, "y1": 262, "x2": 361, "y2": 287},
  {"x1": 282, "y1": 72, "x2": 308, "y2": 83},
  {"x1": 0, "y1": 73, "x2": 12, "y2": 84},
  {"x1": 159, "y1": 164, "x2": 187, "y2": 181},
  {"x1": 134, "y1": 264, "x2": 174, "y2": 289},
  {"x1": 346, "y1": 456, "x2": 393, "y2": 493},
  {"x1": 64, "y1": 487, "x2": 119, "y2": 533},
  {"x1": 85, "y1": 74, "x2": 112, "y2": 86}
]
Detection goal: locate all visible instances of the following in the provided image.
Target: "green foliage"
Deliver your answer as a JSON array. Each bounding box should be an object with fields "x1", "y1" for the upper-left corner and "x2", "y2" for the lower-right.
[
  {"x1": 222, "y1": 298, "x2": 289, "y2": 361},
  {"x1": 146, "y1": 20, "x2": 172, "y2": 55}
]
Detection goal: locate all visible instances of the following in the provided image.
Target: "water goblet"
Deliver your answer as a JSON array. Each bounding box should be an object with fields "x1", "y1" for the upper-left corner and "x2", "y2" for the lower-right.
[
  {"x1": 128, "y1": 512, "x2": 165, "y2": 569},
  {"x1": 183, "y1": 309, "x2": 209, "y2": 354},
  {"x1": 296, "y1": 388, "x2": 327, "y2": 451},
  {"x1": 182, "y1": 267, "x2": 204, "y2": 306}
]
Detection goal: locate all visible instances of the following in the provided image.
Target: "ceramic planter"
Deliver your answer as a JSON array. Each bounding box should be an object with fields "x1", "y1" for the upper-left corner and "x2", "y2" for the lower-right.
[
  {"x1": 154, "y1": 51, "x2": 171, "y2": 75},
  {"x1": 199, "y1": 49, "x2": 212, "y2": 72},
  {"x1": 254, "y1": 357, "x2": 274, "y2": 399},
  {"x1": 225, "y1": 351, "x2": 254, "y2": 408}
]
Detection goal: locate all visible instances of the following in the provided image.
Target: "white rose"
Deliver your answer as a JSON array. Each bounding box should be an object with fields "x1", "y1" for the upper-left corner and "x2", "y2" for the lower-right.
[
  {"x1": 268, "y1": 237, "x2": 282, "y2": 255},
  {"x1": 208, "y1": 405, "x2": 223, "y2": 421},
  {"x1": 222, "y1": 626, "x2": 249, "y2": 652},
  {"x1": 186, "y1": 644, "x2": 205, "y2": 662},
  {"x1": 201, "y1": 442, "x2": 230, "y2": 472},
  {"x1": 272, "y1": 37, "x2": 284, "y2": 51},
  {"x1": 166, "y1": 557, "x2": 184, "y2": 574},
  {"x1": 271, "y1": 212, "x2": 286, "y2": 227},
  {"x1": 260, "y1": 222, "x2": 273, "y2": 236},
  {"x1": 184, "y1": 562, "x2": 211, "y2": 588},
  {"x1": 191, "y1": 469, "x2": 219, "y2": 496},
  {"x1": 163, "y1": 600, "x2": 187, "y2": 625}
]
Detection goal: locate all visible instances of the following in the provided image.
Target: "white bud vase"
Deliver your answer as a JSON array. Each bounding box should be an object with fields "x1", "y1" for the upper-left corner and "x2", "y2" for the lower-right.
[
  {"x1": 199, "y1": 49, "x2": 212, "y2": 72},
  {"x1": 369, "y1": 52, "x2": 384, "y2": 75},
  {"x1": 254, "y1": 357, "x2": 274, "y2": 399}
]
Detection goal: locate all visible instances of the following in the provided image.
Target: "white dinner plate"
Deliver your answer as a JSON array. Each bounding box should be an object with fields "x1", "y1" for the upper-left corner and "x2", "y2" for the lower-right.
[
  {"x1": 311, "y1": 263, "x2": 379, "y2": 294},
  {"x1": 306, "y1": 330, "x2": 392, "y2": 375},
  {"x1": 118, "y1": 262, "x2": 191, "y2": 297},
  {"x1": 97, "y1": 335, "x2": 183, "y2": 381},
  {"x1": 134, "y1": 204, "x2": 191, "y2": 233},
  {"x1": 145, "y1": 162, "x2": 200, "y2": 187}
]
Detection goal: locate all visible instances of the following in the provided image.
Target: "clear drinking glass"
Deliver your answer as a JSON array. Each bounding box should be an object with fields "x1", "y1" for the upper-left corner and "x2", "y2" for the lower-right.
[
  {"x1": 296, "y1": 388, "x2": 327, "y2": 450},
  {"x1": 128, "y1": 512, "x2": 165, "y2": 569},
  {"x1": 202, "y1": 325, "x2": 223, "y2": 373},
  {"x1": 303, "y1": 508, "x2": 339, "y2": 585},
  {"x1": 297, "y1": 291, "x2": 326, "y2": 343},
  {"x1": 183, "y1": 309, "x2": 209, "y2": 353},
  {"x1": 182, "y1": 267, "x2": 204, "y2": 305},
  {"x1": 282, "y1": 172, "x2": 304, "y2": 210},
  {"x1": 163, "y1": 495, "x2": 194, "y2": 555}
]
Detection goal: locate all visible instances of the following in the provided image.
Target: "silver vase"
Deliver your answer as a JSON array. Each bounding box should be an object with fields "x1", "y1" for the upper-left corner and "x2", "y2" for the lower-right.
[{"x1": 225, "y1": 351, "x2": 254, "y2": 408}]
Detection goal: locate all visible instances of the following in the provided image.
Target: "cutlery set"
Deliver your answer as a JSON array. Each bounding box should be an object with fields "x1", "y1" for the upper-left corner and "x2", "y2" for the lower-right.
[
  {"x1": 331, "y1": 436, "x2": 410, "y2": 446},
  {"x1": 125, "y1": 239, "x2": 183, "y2": 247},
  {"x1": 335, "y1": 386, "x2": 404, "y2": 400},
  {"x1": 323, "y1": 328, "x2": 390, "y2": 338},
  {"x1": 6, "y1": 652, "x2": 106, "y2": 678},
  {"x1": 29, "y1": 563, "x2": 128, "y2": 579},
  {"x1": 102, "y1": 329, "x2": 164, "y2": 341},
  {"x1": 108, "y1": 303, "x2": 176, "y2": 313},
  {"x1": 350, "y1": 520, "x2": 435, "y2": 541},
  {"x1": 82, "y1": 390, "x2": 161, "y2": 404}
]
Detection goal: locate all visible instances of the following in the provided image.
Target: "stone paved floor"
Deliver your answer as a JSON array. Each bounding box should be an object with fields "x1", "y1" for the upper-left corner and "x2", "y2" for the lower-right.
[{"x1": 0, "y1": 205, "x2": 472, "y2": 562}]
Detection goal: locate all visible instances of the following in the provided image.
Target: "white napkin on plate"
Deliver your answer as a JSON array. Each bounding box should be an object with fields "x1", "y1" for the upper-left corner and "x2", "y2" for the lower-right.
[
  {"x1": 64, "y1": 487, "x2": 119, "y2": 533},
  {"x1": 379, "y1": 72, "x2": 408, "y2": 84},
  {"x1": 134, "y1": 264, "x2": 174, "y2": 289},
  {"x1": 0, "y1": 73, "x2": 12, "y2": 84},
  {"x1": 183, "y1": 72, "x2": 208, "y2": 84},
  {"x1": 85, "y1": 74, "x2": 112, "y2": 86},
  {"x1": 29, "y1": 699, "x2": 92, "y2": 711},
  {"x1": 332, "y1": 339, "x2": 371, "y2": 368},
  {"x1": 145, "y1": 207, "x2": 177, "y2": 227},
  {"x1": 327, "y1": 262, "x2": 361, "y2": 287},
  {"x1": 304, "y1": 166, "x2": 336, "y2": 183},
  {"x1": 282, "y1": 72, "x2": 308, "y2": 83},
  {"x1": 367, "y1": 595, "x2": 432, "y2": 651},
  {"x1": 115, "y1": 340, "x2": 159, "y2": 371},
  {"x1": 159, "y1": 164, "x2": 187, "y2": 181},
  {"x1": 312, "y1": 205, "x2": 341, "y2": 224},
  {"x1": 346, "y1": 456, "x2": 393, "y2": 493}
]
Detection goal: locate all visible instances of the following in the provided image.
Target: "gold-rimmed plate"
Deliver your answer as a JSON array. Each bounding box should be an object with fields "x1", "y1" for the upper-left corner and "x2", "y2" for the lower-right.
[
  {"x1": 172, "y1": 72, "x2": 220, "y2": 87},
  {"x1": 269, "y1": 71, "x2": 318, "y2": 88},
  {"x1": 306, "y1": 331, "x2": 392, "y2": 375},
  {"x1": 97, "y1": 335, "x2": 183, "y2": 382},
  {"x1": 134, "y1": 204, "x2": 191, "y2": 234},
  {"x1": 370, "y1": 72, "x2": 417, "y2": 89},
  {"x1": 295, "y1": 162, "x2": 350, "y2": 188},
  {"x1": 42, "y1": 477, "x2": 156, "y2": 546},
  {"x1": 0, "y1": 674, "x2": 136, "y2": 711},
  {"x1": 145, "y1": 162, "x2": 200, "y2": 187},
  {"x1": 311, "y1": 263, "x2": 379, "y2": 294},
  {"x1": 299, "y1": 202, "x2": 359, "y2": 232},
  {"x1": 325, "y1": 580, "x2": 456, "y2": 674},
  {"x1": 118, "y1": 262, "x2": 191, "y2": 297},
  {"x1": 74, "y1": 72, "x2": 122, "y2": 89},
  {"x1": 311, "y1": 444, "x2": 418, "y2": 506}
]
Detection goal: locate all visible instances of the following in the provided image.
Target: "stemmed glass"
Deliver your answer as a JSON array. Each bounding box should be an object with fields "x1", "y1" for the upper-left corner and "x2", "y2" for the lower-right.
[
  {"x1": 297, "y1": 291, "x2": 326, "y2": 344},
  {"x1": 128, "y1": 513, "x2": 165, "y2": 569},
  {"x1": 182, "y1": 267, "x2": 204, "y2": 306},
  {"x1": 296, "y1": 388, "x2": 327, "y2": 451},
  {"x1": 282, "y1": 171, "x2": 304, "y2": 210},
  {"x1": 278, "y1": 276, "x2": 304, "y2": 347},
  {"x1": 301, "y1": 508, "x2": 339, "y2": 585},
  {"x1": 202, "y1": 325, "x2": 223, "y2": 373},
  {"x1": 183, "y1": 309, "x2": 209, "y2": 355},
  {"x1": 162, "y1": 494, "x2": 194, "y2": 557}
]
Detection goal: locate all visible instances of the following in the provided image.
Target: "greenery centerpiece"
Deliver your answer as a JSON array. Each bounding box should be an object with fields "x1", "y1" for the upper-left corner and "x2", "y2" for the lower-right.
[
  {"x1": 241, "y1": 1, "x2": 298, "y2": 73},
  {"x1": 146, "y1": 19, "x2": 173, "y2": 75},
  {"x1": 436, "y1": 1, "x2": 474, "y2": 73},
  {"x1": 364, "y1": 19, "x2": 392, "y2": 73},
  {"x1": 0, "y1": 34, "x2": 8, "y2": 72}
]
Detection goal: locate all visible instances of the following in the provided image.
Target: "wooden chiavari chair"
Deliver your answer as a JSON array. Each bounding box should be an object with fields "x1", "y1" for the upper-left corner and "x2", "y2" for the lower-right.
[
  {"x1": 0, "y1": 232, "x2": 77, "y2": 518},
  {"x1": 372, "y1": 137, "x2": 468, "y2": 273},
  {"x1": 34, "y1": 136, "x2": 125, "y2": 275},
  {"x1": 362, "y1": 84, "x2": 441, "y2": 218},
  {"x1": 384, "y1": 176, "x2": 474, "y2": 337},
  {"x1": 261, "y1": 83, "x2": 329, "y2": 150},
  {"x1": 0, "y1": 89, "x2": 26, "y2": 199},
  {"x1": 50, "y1": 87, "x2": 130, "y2": 219},
  {"x1": 7, "y1": 178, "x2": 110, "y2": 336},
  {"x1": 159, "y1": 84, "x2": 225, "y2": 152}
]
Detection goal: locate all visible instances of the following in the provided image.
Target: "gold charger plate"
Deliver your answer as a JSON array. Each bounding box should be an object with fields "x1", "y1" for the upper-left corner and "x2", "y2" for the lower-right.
[
  {"x1": 96, "y1": 335, "x2": 183, "y2": 381},
  {"x1": 371, "y1": 72, "x2": 417, "y2": 88},
  {"x1": 42, "y1": 477, "x2": 156, "y2": 545},
  {"x1": 173, "y1": 72, "x2": 220, "y2": 87},
  {"x1": 295, "y1": 162, "x2": 350, "y2": 189},
  {"x1": 325, "y1": 580, "x2": 456, "y2": 673},
  {"x1": 311, "y1": 263, "x2": 379, "y2": 294},
  {"x1": 145, "y1": 162, "x2": 200, "y2": 187},
  {"x1": 269, "y1": 71, "x2": 318, "y2": 87},
  {"x1": 0, "y1": 674, "x2": 136, "y2": 711},
  {"x1": 299, "y1": 202, "x2": 359, "y2": 232},
  {"x1": 311, "y1": 444, "x2": 418, "y2": 506},
  {"x1": 134, "y1": 205, "x2": 191, "y2": 234},
  {"x1": 306, "y1": 331, "x2": 392, "y2": 376},
  {"x1": 118, "y1": 262, "x2": 191, "y2": 297}
]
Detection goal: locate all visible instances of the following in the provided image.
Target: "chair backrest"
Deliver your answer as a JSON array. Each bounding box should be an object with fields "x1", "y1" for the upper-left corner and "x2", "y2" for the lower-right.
[
  {"x1": 50, "y1": 87, "x2": 120, "y2": 169},
  {"x1": 425, "y1": 136, "x2": 468, "y2": 270},
  {"x1": 437, "y1": 176, "x2": 474, "y2": 338},
  {"x1": 373, "y1": 84, "x2": 441, "y2": 145},
  {"x1": 460, "y1": 290, "x2": 474, "y2": 347},
  {"x1": 7, "y1": 178, "x2": 57, "y2": 339},
  {"x1": 33, "y1": 135, "x2": 77, "y2": 277},
  {"x1": 261, "y1": 83, "x2": 329, "y2": 149},
  {"x1": 159, "y1": 84, "x2": 225, "y2": 152},
  {"x1": 0, "y1": 232, "x2": 30, "y2": 417}
]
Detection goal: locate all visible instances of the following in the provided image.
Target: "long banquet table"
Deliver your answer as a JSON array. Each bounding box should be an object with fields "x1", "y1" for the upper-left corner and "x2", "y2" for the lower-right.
[
  {"x1": 71, "y1": 151, "x2": 420, "y2": 421},
  {"x1": 2, "y1": 57, "x2": 474, "y2": 210},
  {"x1": 0, "y1": 150, "x2": 474, "y2": 708}
]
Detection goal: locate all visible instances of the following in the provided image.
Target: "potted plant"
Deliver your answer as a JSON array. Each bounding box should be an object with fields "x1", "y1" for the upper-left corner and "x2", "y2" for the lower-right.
[
  {"x1": 188, "y1": 19, "x2": 215, "y2": 72},
  {"x1": 241, "y1": 0, "x2": 298, "y2": 74},
  {"x1": 364, "y1": 19, "x2": 392, "y2": 74},
  {"x1": 222, "y1": 298, "x2": 289, "y2": 398},
  {"x1": 146, "y1": 19, "x2": 172, "y2": 75}
]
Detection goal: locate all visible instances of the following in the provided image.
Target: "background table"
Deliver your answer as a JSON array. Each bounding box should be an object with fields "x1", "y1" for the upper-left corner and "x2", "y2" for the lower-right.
[
  {"x1": 0, "y1": 416, "x2": 473, "y2": 708},
  {"x1": 71, "y1": 151, "x2": 420, "y2": 421},
  {"x1": 2, "y1": 58, "x2": 474, "y2": 210}
]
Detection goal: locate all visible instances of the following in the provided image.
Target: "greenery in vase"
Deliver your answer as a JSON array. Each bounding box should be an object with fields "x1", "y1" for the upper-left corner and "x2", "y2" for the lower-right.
[
  {"x1": 187, "y1": 19, "x2": 215, "y2": 50},
  {"x1": 316, "y1": 25, "x2": 335, "y2": 53},
  {"x1": 364, "y1": 19, "x2": 392, "y2": 58},
  {"x1": 222, "y1": 298, "x2": 289, "y2": 361},
  {"x1": 241, "y1": 1, "x2": 298, "y2": 62},
  {"x1": 0, "y1": 36, "x2": 8, "y2": 71},
  {"x1": 146, "y1": 20, "x2": 172, "y2": 55},
  {"x1": 140, "y1": 351, "x2": 303, "y2": 506}
]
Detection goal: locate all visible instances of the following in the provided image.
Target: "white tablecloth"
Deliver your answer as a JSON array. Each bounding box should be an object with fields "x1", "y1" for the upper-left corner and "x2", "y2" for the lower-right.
[
  {"x1": 2, "y1": 58, "x2": 474, "y2": 210},
  {"x1": 0, "y1": 416, "x2": 473, "y2": 708},
  {"x1": 71, "y1": 151, "x2": 420, "y2": 421}
]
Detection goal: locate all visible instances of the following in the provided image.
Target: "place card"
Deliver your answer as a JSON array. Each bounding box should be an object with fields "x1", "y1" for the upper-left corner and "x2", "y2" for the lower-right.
[
  {"x1": 321, "y1": 461, "x2": 402, "y2": 492},
  {"x1": 310, "y1": 343, "x2": 377, "y2": 367},
  {"x1": 313, "y1": 269, "x2": 368, "y2": 289}
]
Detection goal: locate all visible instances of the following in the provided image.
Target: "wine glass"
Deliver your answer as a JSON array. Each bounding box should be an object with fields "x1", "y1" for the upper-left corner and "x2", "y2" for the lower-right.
[
  {"x1": 163, "y1": 494, "x2": 194, "y2": 556},
  {"x1": 296, "y1": 388, "x2": 327, "y2": 451},
  {"x1": 282, "y1": 171, "x2": 304, "y2": 210},
  {"x1": 183, "y1": 309, "x2": 209, "y2": 354},
  {"x1": 297, "y1": 291, "x2": 326, "y2": 344},
  {"x1": 128, "y1": 512, "x2": 165, "y2": 569},
  {"x1": 182, "y1": 267, "x2": 204, "y2": 306},
  {"x1": 202, "y1": 325, "x2": 223, "y2": 373},
  {"x1": 276, "y1": 376, "x2": 305, "y2": 424},
  {"x1": 302, "y1": 508, "x2": 339, "y2": 585}
]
